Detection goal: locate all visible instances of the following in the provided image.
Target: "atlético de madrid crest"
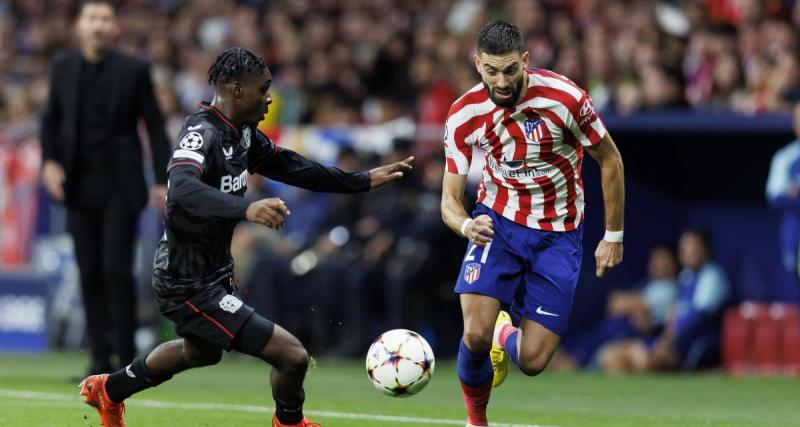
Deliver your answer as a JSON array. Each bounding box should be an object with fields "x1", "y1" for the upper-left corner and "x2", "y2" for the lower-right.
[
  {"x1": 241, "y1": 126, "x2": 251, "y2": 149},
  {"x1": 464, "y1": 263, "x2": 481, "y2": 284},
  {"x1": 523, "y1": 118, "x2": 544, "y2": 145}
]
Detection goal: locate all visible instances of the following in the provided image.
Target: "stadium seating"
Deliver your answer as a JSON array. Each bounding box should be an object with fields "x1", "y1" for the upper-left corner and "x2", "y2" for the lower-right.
[{"x1": 722, "y1": 302, "x2": 800, "y2": 376}]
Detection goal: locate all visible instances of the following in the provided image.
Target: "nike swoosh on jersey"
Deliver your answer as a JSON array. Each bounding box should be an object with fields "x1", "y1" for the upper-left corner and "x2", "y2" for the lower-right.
[
  {"x1": 536, "y1": 306, "x2": 559, "y2": 317},
  {"x1": 188, "y1": 124, "x2": 203, "y2": 130}
]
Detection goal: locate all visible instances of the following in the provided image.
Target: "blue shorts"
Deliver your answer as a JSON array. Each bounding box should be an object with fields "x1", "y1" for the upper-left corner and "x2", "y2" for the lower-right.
[{"x1": 454, "y1": 204, "x2": 583, "y2": 336}]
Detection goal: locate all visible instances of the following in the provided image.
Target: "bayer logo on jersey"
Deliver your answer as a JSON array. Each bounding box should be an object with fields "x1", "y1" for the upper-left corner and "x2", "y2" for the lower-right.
[{"x1": 464, "y1": 263, "x2": 481, "y2": 284}]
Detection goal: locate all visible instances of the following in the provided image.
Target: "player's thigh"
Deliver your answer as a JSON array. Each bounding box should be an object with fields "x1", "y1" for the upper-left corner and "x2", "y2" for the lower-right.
[
  {"x1": 460, "y1": 293, "x2": 501, "y2": 351},
  {"x1": 257, "y1": 323, "x2": 309, "y2": 372},
  {"x1": 231, "y1": 311, "x2": 275, "y2": 358},
  {"x1": 517, "y1": 317, "x2": 561, "y2": 375},
  {"x1": 514, "y1": 228, "x2": 583, "y2": 337}
]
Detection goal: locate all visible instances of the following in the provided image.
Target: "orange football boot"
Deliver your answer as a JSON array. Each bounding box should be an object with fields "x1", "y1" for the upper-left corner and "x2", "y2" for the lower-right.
[
  {"x1": 79, "y1": 374, "x2": 126, "y2": 427},
  {"x1": 271, "y1": 414, "x2": 322, "y2": 426}
]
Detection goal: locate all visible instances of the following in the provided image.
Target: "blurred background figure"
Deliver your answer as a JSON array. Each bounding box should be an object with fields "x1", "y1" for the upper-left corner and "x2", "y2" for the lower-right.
[
  {"x1": 599, "y1": 229, "x2": 730, "y2": 373},
  {"x1": 766, "y1": 103, "x2": 800, "y2": 303},
  {"x1": 553, "y1": 244, "x2": 679, "y2": 371},
  {"x1": 39, "y1": 0, "x2": 169, "y2": 376}
]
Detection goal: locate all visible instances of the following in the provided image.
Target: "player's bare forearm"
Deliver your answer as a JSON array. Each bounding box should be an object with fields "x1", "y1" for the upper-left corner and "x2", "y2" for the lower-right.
[
  {"x1": 587, "y1": 133, "x2": 625, "y2": 277},
  {"x1": 590, "y1": 134, "x2": 625, "y2": 231},
  {"x1": 441, "y1": 172, "x2": 494, "y2": 246},
  {"x1": 441, "y1": 172, "x2": 470, "y2": 234}
]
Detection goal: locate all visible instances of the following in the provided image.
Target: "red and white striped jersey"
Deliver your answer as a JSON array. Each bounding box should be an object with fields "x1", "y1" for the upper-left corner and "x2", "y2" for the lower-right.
[{"x1": 444, "y1": 68, "x2": 606, "y2": 232}]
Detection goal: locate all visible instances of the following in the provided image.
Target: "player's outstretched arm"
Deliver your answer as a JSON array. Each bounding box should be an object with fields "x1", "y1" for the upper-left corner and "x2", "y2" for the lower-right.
[
  {"x1": 441, "y1": 172, "x2": 494, "y2": 247},
  {"x1": 586, "y1": 132, "x2": 625, "y2": 277},
  {"x1": 254, "y1": 148, "x2": 412, "y2": 193}
]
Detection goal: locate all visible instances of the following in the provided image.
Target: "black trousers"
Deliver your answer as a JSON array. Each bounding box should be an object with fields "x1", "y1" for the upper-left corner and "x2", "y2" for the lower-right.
[{"x1": 67, "y1": 193, "x2": 140, "y2": 372}]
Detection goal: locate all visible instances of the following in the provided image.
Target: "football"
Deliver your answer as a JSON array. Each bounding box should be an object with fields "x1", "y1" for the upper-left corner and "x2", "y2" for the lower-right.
[{"x1": 365, "y1": 329, "x2": 435, "y2": 397}]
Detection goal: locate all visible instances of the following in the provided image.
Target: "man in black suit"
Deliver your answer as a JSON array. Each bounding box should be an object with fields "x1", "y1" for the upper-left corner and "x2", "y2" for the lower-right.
[{"x1": 40, "y1": 0, "x2": 170, "y2": 375}]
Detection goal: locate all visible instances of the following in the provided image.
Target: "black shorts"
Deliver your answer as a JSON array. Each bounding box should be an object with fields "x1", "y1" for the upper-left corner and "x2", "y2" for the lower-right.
[{"x1": 156, "y1": 282, "x2": 273, "y2": 355}]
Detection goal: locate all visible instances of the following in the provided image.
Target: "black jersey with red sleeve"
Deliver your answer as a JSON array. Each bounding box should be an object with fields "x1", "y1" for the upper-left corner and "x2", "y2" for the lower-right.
[{"x1": 153, "y1": 102, "x2": 370, "y2": 302}]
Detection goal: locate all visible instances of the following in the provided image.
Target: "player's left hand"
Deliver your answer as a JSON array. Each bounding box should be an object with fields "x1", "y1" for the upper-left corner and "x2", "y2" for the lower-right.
[
  {"x1": 151, "y1": 185, "x2": 167, "y2": 217},
  {"x1": 369, "y1": 156, "x2": 414, "y2": 189},
  {"x1": 595, "y1": 240, "x2": 623, "y2": 278}
]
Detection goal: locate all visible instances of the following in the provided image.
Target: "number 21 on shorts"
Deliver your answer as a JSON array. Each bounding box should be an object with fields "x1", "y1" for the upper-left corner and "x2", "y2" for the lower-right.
[{"x1": 465, "y1": 241, "x2": 492, "y2": 264}]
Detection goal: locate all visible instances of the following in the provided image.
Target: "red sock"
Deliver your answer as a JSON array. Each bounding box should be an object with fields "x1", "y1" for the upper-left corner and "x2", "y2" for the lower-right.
[
  {"x1": 460, "y1": 382, "x2": 492, "y2": 426},
  {"x1": 498, "y1": 324, "x2": 518, "y2": 349}
]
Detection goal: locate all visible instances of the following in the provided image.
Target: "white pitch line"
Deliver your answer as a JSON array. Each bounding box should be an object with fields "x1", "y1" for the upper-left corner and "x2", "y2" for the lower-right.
[{"x1": 0, "y1": 389, "x2": 556, "y2": 427}]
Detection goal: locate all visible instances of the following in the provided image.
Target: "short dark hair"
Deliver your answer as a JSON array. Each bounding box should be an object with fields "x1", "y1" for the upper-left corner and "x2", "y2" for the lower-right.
[
  {"x1": 477, "y1": 20, "x2": 524, "y2": 55},
  {"x1": 650, "y1": 242, "x2": 678, "y2": 261},
  {"x1": 207, "y1": 47, "x2": 267, "y2": 87},
  {"x1": 683, "y1": 227, "x2": 713, "y2": 254}
]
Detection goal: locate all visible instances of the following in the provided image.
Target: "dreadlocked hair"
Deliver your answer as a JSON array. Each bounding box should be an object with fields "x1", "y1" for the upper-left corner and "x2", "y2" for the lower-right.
[{"x1": 207, "y1": 47, "x2": 266, "y2": 86}]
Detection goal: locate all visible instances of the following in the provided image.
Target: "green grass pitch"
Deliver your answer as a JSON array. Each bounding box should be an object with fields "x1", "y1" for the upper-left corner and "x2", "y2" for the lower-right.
[{"x1": 0, "y1": 352, "x2": 796, "y2": 426}]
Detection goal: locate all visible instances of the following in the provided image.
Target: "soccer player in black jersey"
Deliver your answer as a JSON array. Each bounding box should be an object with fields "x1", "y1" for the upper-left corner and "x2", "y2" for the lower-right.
[{"x1": 79, "y1": 47, "x2": 414, "y2": 427}]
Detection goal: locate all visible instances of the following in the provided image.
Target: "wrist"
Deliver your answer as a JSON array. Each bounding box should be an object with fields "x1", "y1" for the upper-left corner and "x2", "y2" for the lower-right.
[
  {"x1": 242, "y1": 201, "x2": 253, "y2": 220},
  {"x1": 604, "y1": 229, "x2": 623, "y2": 243},
  {"x1": 460, "y1": 218, "x2": 473, "y2": 237},
  {"x1": 365, "y1": 170, "x2": 373, "y2": 190}
]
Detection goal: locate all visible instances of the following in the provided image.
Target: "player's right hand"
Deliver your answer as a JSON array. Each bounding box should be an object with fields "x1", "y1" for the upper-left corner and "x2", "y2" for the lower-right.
[
  {"x1": 465, "y1": 214, "x2": 494, "y2": 247},
  {"x1": 41, "y1": 160, "x2": 65, "y2": 202},
  {"x1": 246, "y1": 197, "x2": 291, "y2": 230}
]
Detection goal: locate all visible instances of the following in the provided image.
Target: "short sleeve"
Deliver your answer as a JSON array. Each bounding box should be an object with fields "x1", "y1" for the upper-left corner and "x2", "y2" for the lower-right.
[
  {"x1": 168, "y1": 121, "x2": 217, "y2": 174},
  {"x1": 443, "y1": 104, "x2": 474, "y2": 175},
  {"x1": 247, "y1": 128, "x2": 279, "y2": 173},
  {"x1": 692, "y1": 265, "x2": 729, "y2": 312},
  {"x1": 568, "y1": 90, "x2": 606, "y2": 147}
]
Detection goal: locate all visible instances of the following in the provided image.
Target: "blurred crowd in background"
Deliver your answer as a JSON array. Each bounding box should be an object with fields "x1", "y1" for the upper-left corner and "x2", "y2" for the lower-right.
[
  {"x1": 3, "y1": 0, "x2": 800, "y2": 148},
  {"x1": 1, "y1": 0, "x2": 799, "y2": 368}
]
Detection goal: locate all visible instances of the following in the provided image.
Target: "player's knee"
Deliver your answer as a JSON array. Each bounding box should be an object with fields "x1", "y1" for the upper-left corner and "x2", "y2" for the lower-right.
[
  {"x1": 282, "y1": 346, "x2": 309, "y2": 376},
  {"x1": 518, "y1": 353, "x2": 550, "y2": 377},
  {"x1": 463, "y1": 329, "x2": 493, "y2": 352}
]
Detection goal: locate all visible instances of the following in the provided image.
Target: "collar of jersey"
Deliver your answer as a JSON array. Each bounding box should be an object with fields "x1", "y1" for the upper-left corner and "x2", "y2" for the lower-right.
[{"x1": 199, "y1": 102, "x2": 240, "y2": 136}]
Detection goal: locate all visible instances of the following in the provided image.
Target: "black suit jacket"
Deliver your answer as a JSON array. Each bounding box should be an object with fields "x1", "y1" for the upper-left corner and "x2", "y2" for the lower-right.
[{"x1": 40, "y1": 49, "x2": 170, "y2": 209}]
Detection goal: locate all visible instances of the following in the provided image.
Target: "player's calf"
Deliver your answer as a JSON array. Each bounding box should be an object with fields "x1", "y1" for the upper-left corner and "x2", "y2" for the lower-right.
[
  {"x1": 103, "y1": 350, "x2": 175, "y2": 403},
  {"x1": 256, "y1": 324, "x2": 311, "y2": 426},
  {"x1": 184, "y1": 340, "x2": 223, "y2": 368},
  {"x1": 517, "y1": 349, "x2": 552, "y2": 377}
]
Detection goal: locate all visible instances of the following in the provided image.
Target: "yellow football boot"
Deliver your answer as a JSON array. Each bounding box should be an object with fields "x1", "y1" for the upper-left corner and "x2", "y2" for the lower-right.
[{"x1": 490, "y1": 310, "x2": 512, "y2": 387}]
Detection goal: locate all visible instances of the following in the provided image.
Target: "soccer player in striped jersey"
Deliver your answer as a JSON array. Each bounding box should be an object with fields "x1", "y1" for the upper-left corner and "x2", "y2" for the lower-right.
[{"x1": 440, "y1": 21, "x2": 625, "y2": 427}]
